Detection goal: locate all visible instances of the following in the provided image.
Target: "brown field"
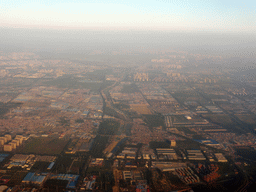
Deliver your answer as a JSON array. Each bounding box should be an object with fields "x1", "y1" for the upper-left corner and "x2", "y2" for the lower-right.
[
  {"x1": 235, "y1": 114, "x2": 256, "y2": 124},
  {"x1": 104, "y1": 135, "x2": 125, "y2": 154},
  {"x1": 201, "y1": 114, "x2": 234, "y2": 125},
  {"x1": 23, "y1": 101, "x2": 50, "y2": 107},
  {"x1": 130, "y1": 104, "x2": 152, "y2": 114},
  {"x1": 8, "y1": 171, "x2": 28, "y2": 186},
  {"x1": 20, "y1": 137, "x2": 69, "y2": 155}
]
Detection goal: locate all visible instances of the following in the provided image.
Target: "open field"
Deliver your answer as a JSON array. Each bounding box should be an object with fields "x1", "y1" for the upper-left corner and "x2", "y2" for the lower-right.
[
  {"x1": 201, "y1": 114, "x2": 234, "y2": 125},
  {"x1": 20, "y1": 137, "x2": 69, "y2": 155},
  {"x1": 121, "y1": 83, "x2": 139, "y2": 93},
  {"x1": 31, "y1": 161, "x2": 51, "y2": 172},
  {"x1": 90, "y1": 135, "x2": 109, "y2": 158},
  {"x1": 130, "y1": 104, "x2": 152, "y2": 115},
  {"x1": 143, "y1": 114, "x2": 165, "y2": 128},
  {"x1": 235, "y1": 114, "x2": 256, "y2": 124},
  {"x1": 98, "y1": 119, "x2": 120, "y2": 135},
  {"x1": 0, "y1": 102, "x2": 22, "y2": 117},
  {"x1": 172, "y1": 115, "x2": 189, "y2": 124},
  {"x1": 51, "y1": 155, "x2": 73, "y2": 173},
  {"x1": 44, "y1": 75, "x2": 105, "y2": 91},
  {"x1": 8, "y1": 171, "x2": 28, "y2": 186},
  {"x1": 103, "y1": 135, "x2": 126, "y2": 154}
]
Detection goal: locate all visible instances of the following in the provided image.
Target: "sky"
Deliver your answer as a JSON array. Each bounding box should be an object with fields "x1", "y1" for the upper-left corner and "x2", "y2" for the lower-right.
[{"x1": 1, "y1": 0, "x2": 256, "y2": 31}]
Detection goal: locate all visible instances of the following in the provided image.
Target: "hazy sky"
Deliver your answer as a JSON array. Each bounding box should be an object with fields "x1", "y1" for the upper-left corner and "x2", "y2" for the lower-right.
[{"x1": 1, "y1": 0, "x2": 256, "y2": 31}]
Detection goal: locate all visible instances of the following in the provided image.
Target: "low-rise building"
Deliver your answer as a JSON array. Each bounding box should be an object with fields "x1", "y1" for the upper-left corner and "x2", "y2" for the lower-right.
[{"x1": 214, "y1": 153, "x2": 228, "y2": 162}]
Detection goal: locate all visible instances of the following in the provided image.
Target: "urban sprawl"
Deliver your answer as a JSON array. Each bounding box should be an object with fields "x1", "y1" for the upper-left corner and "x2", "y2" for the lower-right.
[{"x1": 0, "y1": 51, "x2": 255, "y2": 191}]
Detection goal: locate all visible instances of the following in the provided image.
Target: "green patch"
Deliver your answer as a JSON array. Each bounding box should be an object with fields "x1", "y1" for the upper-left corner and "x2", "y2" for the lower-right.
[{"x1": 98, "y1": 119, "x2": 120, "y2": 135}]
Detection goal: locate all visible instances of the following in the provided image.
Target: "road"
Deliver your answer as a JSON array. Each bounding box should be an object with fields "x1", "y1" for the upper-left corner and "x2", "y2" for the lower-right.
[{"x1": 100, "y1": 78, "x2": 131, "y2": 122}]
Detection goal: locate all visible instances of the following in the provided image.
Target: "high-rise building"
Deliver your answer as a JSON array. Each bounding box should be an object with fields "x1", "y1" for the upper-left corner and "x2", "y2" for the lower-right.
[{"x1": 4, "y1": 144, "x2": 12, "y2": 152}]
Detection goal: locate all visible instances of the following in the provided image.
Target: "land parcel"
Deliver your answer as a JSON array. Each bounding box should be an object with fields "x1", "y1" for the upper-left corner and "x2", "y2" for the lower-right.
[
  {"x1": 130, "y1": 104, "x2": 152, "y2": 115},
  {"x1": 20, "y1": 137, "x2": 68, "y2": 155}
]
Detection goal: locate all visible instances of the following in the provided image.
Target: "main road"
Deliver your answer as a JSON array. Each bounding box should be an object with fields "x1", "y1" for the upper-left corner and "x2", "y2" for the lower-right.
[{"x1": 100, "y1": 77, "x2": 131, "y2": 122}]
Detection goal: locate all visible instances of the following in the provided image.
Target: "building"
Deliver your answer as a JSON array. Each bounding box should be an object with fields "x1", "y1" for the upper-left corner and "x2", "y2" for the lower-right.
[
  {"x1": 0, "y1": 138, "x2": 5, "y2": 145},
  {"x1": 214, "y1": 153, "x2": 228, "y2": 162},
  {"x1": 15, "y1": 135, "x2": 24, "y2": 143},
  {"x1": 156, "y1": 148, "x2": 178, "y2": 160},
  {"x1": 9, "y1": 142, "x2": 17, "y2": 149},
  {"x1": 3, "y1": 144, "x2": 12, "y2": 152},
  {"x1": 134, "y1": 73, "x2": 149, "y2": 81},
  {"x1": 123, "y1": 171, "x2": 132, "y2": 180},
  {"x1": 47, "y1": 162, "x2": 55, "y2": 170},
  {"x1": 12, "y1": 139, "x2": 20, "y2": 147},
  {"x1": 117, "y1": 153, "x2": 126, "y2": 159},
  {"x1": 0, "y1": 137, "x2": 7, "y2": 143},
  {"x1": 22, "y1": 172, "x2": 47, "y2": 186},
  {"x1": 142, "y1": 154, "x2": 150, "y2": 160},
  {"x1": 5, "y1": 135, "x2": 12, "y2": 141},
  {"x1": 186, "y1": 149, "x2": 206, "y2": 161},
  {"x1": 126, "y1": 154, "x2": 136, "y2": 160},
  {"x1": 171, "y1": 140, "x2": 176, "y2": 147}
]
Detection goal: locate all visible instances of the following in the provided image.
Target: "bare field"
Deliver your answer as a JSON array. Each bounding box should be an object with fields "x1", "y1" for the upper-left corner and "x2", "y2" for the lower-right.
[
  {"x1": 20, "y1": 137, "x2": 69, "y2": 155},
  {"x1": 104, "y1": 135, "x2": 126, "y2": 154},
  {"x1": 235, "y1": 114, "x2": 256, "y2": 124},
  {"x1": 130, "y1": 104, "x2": 152, "y2": 114},
  {"x1": 201, "y1": 114, "x2": 234, "y2": 125}
]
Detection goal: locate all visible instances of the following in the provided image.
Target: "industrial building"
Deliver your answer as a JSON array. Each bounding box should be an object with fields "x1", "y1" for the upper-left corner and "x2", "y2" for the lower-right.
[
  {"x1": 123, "y1": 170, "x2": 143, "y2": 180},
  {"x1": 152, "y1": 161, "x2": 187, "y2": 171},
  {"x1": 22, "y1": 172, "x2": 47, "y2": 186},
  {"x1": 186, "y1": 149, "x2": 206, "y2": 161},
  {"x1": 47, "y1": 162, "x2": 55, "y2": 170},
  {"x1": 156, "y1": 148, "x2": 178, "y2": 160},
  {"x1": 214, "y1": 153, "x2": 228, "y2": 162},
  {"x1": 117, "y1": 153, "x2": 126, "y2": 159},
  {"x1": 117, "y1": 146, "x2": 138, "y2": 159},
  {"x1": 142, "y1": 154, "x2": 151, "y2": 160}
]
